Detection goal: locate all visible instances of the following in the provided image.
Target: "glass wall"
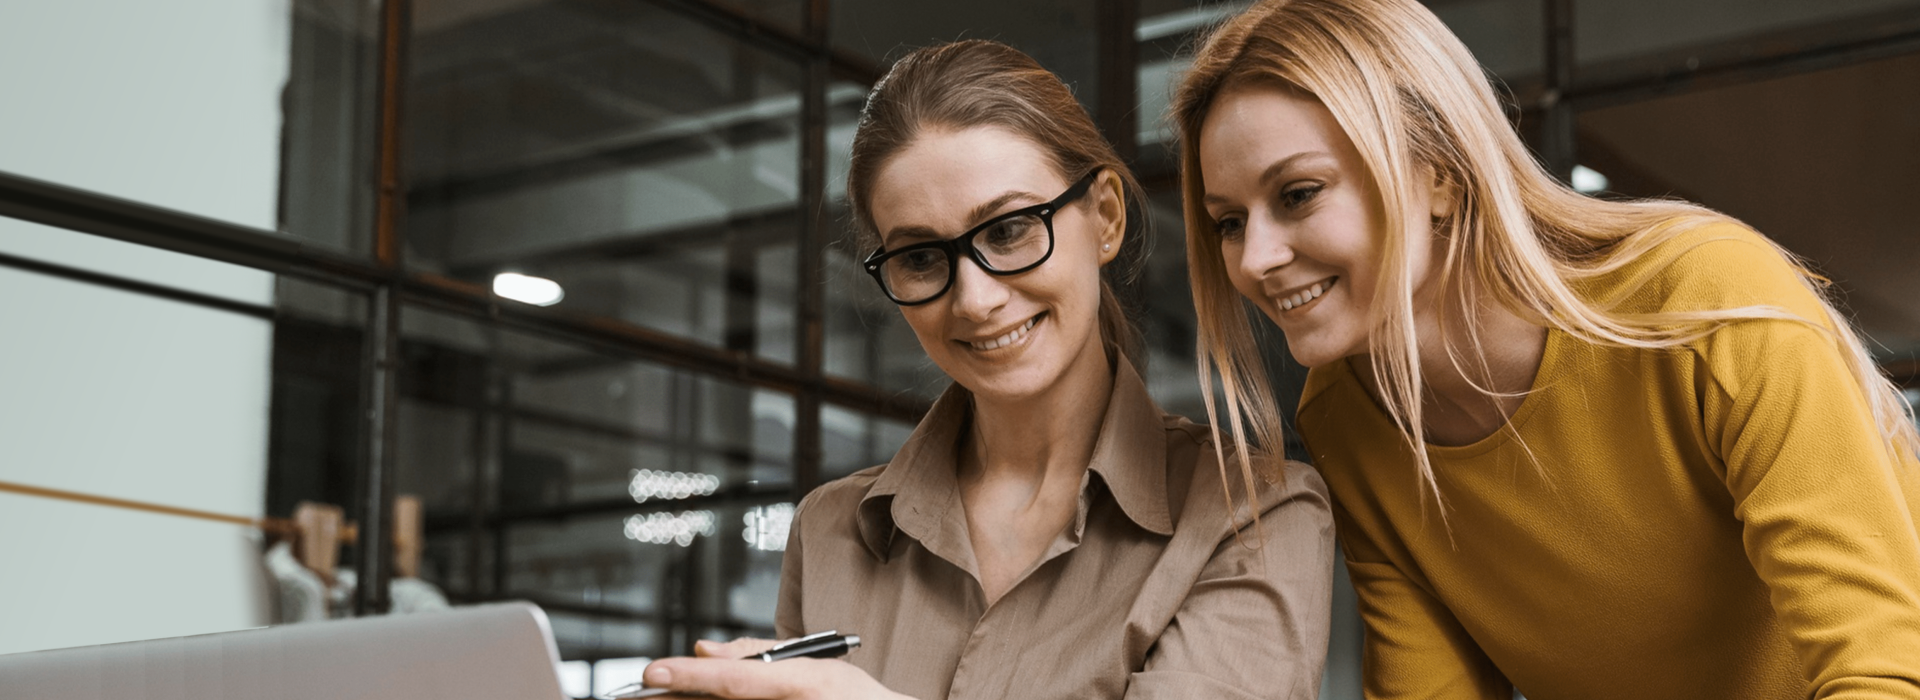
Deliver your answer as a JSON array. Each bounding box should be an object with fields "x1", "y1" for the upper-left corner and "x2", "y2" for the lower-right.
[{"x1": 405, "y1": 1, "x2": 807, "y2": 362}]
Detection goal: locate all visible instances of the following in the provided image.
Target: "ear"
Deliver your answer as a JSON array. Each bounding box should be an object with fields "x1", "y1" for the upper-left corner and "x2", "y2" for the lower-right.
[
  {"x1": 1425, "y1": 165, "x2": 1460, "y2": 221},
  {"x1": 1092, "y1": 170, "x2": 1127, "y2": 266}
]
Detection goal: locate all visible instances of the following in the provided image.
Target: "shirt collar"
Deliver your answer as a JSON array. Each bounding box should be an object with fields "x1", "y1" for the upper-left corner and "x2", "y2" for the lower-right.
[{"x1": 855, "y1": 359, "x2": 1173, "y2": 562}]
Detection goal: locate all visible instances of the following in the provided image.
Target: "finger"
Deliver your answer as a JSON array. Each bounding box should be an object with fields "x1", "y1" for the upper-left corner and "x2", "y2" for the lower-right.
[
  {"x1": 694, "y1": 637, "x2": 780, "y2": 658},
  {"x1": 644, "y1": 657, "x2": 805, "y2": 699}
]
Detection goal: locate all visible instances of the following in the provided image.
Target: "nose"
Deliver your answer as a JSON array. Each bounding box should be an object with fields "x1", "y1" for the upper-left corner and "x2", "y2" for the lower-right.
[
  {"x1": 1236, "y1": 216, "x2": 1295, "y2": 283},
  {"x1": 947, "y1": 255, "x2": 1010, "y2": 323}
]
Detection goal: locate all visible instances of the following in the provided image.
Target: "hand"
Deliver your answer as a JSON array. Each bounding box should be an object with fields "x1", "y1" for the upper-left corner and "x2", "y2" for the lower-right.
[{"x1": 639, "y1": 656, "x2": 910, "y2": 700}]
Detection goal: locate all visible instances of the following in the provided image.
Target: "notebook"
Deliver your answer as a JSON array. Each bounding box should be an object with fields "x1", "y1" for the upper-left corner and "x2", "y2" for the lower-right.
[{"x1": 0, "y1": 601, "x2": 566, "y2": 700}]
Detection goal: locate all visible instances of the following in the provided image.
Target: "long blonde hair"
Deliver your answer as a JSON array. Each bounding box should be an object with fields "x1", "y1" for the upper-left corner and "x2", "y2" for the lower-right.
[{"x1": 1173, "y1": 0, "x2": 1920, "y2": 514}]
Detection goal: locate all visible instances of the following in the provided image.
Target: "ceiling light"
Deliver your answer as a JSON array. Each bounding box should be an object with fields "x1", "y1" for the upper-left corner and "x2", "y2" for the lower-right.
[{"x1": 492, "y1": 272, "x2": 564, "y2": 306}]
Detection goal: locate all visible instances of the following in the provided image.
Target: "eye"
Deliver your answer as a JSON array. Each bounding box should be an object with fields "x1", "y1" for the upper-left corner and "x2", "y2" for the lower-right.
[
  {"x1": 1280, "y1": 183, "x2": 1324, "y2": 210},
  {"x1": 982, "y1": 215, "x2": 1044, "y2": 249},
  {"x1": 897, "y1": 248, "x2": 945, "y2": 272},
  {"x1": 1211, "y1": 215, "x2": 1246, "y2": 242}
]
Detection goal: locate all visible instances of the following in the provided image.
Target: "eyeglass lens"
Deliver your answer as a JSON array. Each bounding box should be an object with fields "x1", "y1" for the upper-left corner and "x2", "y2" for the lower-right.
[{"x1": 878, "y1": 212, "x2": 1052, "y2": 304}]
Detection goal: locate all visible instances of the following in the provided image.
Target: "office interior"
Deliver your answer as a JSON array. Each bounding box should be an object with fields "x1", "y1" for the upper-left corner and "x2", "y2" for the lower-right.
[{"x1": 1, "y1": 0, "x2": 1916, "y2": 698}]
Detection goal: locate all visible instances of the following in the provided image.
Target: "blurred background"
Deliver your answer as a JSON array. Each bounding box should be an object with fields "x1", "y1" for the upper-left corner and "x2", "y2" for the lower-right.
[{"x1": 1, "y1": 0, "x2": 1917, "y2": 698}]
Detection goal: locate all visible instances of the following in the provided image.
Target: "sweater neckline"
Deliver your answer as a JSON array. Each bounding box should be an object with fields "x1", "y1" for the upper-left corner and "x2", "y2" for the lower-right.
[{"x1": 1336, "y1": 325, "x2": 1566, "y2": 461}]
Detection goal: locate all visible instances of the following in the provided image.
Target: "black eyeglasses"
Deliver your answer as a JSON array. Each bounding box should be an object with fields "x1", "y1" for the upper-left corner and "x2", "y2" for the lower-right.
[{"x1": 862, "y1": 169, "x2": 1101, "y2": 306}]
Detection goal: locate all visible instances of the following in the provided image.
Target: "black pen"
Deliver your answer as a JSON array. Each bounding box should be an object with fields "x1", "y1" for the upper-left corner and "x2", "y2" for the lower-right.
[
  {"x1": 750, "y1": 630, "x2": 862, "y2": 662},
  {"x1": 606, "y1": 631, "x2": 862, "y2": 698}
]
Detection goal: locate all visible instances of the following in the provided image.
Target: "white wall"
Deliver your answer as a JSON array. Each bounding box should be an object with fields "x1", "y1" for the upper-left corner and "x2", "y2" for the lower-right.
[
  {"x1": 0, "y1": 0, "x2": 287, "y2": 656},
  {"x1": 0, "y1": 0, "x2": 288, "y2": 230}
]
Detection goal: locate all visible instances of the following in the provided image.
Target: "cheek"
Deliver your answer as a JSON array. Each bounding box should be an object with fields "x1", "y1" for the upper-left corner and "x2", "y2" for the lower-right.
[
  {"x1": 1045, "y1": 228, "x2": 1108, "y2": 307},
  {"x1": 1405, "y1": 231, "x2": 1442, "y2": 292},
  {"x1": 898, "y1": 306, "x2": 948, "y2": 354},
  {"x1": 1218, "y1": 242, "x2": 1262, "y2": 299}
]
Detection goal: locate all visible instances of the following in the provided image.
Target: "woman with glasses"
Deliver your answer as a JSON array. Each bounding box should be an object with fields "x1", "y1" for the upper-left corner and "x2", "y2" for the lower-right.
[
  {"x1": 1175, "y1": 0, "x2": 1920, "y2": 696},
  {"x1": 635, "y1": 39, "x2": 1334, "y2": 700}
]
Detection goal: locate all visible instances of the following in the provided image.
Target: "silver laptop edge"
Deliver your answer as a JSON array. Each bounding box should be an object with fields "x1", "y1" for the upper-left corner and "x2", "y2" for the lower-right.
[{"x1": 0, "y1": 601, "x2": 566, "y2": 700}]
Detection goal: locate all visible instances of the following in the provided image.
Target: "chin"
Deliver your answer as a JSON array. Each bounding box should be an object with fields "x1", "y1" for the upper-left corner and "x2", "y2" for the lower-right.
[
  {"x1": 955, "y1": 363, "x2": 1058, "y2": 402},
  {"x1": 1280, "y1": 336, "x2": 1351, "y2": 370}
]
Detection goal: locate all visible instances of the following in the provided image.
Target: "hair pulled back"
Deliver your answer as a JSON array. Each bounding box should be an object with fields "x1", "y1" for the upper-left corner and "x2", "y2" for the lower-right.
[{"x1": 847, "y1": 39, "x2": 1146, "y2": 366}]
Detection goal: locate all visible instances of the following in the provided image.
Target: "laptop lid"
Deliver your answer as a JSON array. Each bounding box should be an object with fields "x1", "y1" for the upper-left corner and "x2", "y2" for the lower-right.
[{"x1": 0, "y1": 602, "x2": 565, "y2": 700}]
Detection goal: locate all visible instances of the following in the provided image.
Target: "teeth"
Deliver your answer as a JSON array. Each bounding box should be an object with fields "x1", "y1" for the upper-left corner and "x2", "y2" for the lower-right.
[
  {"x1": 971, "y1": 316, "x2": 1039, "y2": 351},
  {"x1": 1278, "y1": 280, "x2": 1333, "y2": 312}
]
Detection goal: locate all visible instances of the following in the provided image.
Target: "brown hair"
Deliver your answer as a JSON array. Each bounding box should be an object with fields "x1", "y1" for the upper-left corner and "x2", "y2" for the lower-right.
[
  {"x1": 1174, "y1": 0, "x2": 1919, "y2": 517},
  {"x1": 847, "y1": 39, "x2": 1147, "y2": 366}
]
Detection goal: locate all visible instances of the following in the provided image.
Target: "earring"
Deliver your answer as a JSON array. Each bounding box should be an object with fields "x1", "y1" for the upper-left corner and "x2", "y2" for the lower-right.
[{"x1": 1102, "y1": 244, "x2": 1111, "y2": 251}]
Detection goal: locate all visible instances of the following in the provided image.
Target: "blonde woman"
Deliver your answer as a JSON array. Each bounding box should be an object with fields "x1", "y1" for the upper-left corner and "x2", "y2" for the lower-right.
[
  {"x1": 636, "y1": 40, "x2": 1333, "y2": 700},
  {"x1": 1172, "y1": 0, "x2": 1920, "y2": 697}
]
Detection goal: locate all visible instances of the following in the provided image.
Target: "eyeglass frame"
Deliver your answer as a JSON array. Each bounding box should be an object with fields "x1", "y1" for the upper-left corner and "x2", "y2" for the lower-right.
[{"x1": 861, "y1": 168, "x2": 1103, "y2": 306}]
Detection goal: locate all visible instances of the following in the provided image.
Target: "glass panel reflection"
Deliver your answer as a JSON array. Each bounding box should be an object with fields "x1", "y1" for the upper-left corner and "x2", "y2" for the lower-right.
[
  {"x1": 405, "y1": 0, "x2": 804, "y2": 361},
  {"x1": 386, "y1": 321, "x2": 799, "y2": 660},
  {"x1": 832, "y1": 0, "x2": 1101, "y2": 112},
  {"x1": 1427, "y1": 0, "x2": 1544, "y2": 79},
  {"x1": 284, "y1": 0, "x2": 378, "y2": 256},
  {"x1": 497, "y1": 501, "x2": 789, "y2": 660},
  {"x1": 1136, "y1": 188, "x2": 1207, "y2": 422},
  {"x1": 268, "y1": 278, "x2": 368, "y2": 521},
  {"x1": 821, "y1": 404, "x2": 917, "y2": 481},
  {"x1": 822, "y1": 81, "x2": 950, "y2": 400},
  {"x1": 1135, "y1": 0, "x2": 1541, "y2": 169}
]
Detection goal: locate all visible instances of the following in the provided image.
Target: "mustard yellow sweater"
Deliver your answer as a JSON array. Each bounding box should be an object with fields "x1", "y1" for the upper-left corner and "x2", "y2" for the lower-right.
[{"x1": 1297, "y1": 223, "x2": 1920, "y2": 699}]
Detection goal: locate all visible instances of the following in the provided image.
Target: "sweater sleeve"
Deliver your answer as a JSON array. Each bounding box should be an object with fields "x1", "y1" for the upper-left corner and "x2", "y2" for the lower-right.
[
  {"x1": 1338, "y1": 532, "x2": 1511, "y2": 700},
  {"x1": 1703, "y1": 317, "x2": 1920, "y2": 699}
]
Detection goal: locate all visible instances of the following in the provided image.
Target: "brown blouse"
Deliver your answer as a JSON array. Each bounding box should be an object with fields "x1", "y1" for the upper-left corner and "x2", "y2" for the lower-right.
[{"x1": 775, "y1": 362, "x2": 1334, "y2": 700}]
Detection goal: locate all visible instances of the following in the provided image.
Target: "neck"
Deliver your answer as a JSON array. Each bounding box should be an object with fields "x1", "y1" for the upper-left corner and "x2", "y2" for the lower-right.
[
  {"x1": 1360, "y1": 289, "x2": 1547, "y2": 446},
  {"x1": 1422, "y1": 292, "x2": 1546, "y2": 445},
  {"x1": 962, "y1": 344, "x2": 1115, "y2": 486}
]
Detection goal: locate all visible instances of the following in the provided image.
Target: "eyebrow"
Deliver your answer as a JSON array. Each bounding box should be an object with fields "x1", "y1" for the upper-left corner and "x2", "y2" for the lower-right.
[
  {"x1": 1201, "y1": 150, "x2": 1336, "y2": 206},
  {"x1": 881, "y1": 190, "x2": 1042, "y2": 247}
]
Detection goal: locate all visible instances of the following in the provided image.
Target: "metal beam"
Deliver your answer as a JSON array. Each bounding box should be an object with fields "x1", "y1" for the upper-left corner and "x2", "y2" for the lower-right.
[
  {"x1": 353, "y1": 0, "x2": 412, "y2": 617},
  {"x1": 0, "y1": 169, "x2": 301, "y2": 275},
  {"x1": 0, "y1": 250, "x2": 274, "y2": 320},
  {"x1": 0, "y1": 171, "x2": 930, "y2": 424},
  {"x1": 792, "y1": 0, "x2": 831, "y2": 496},
  {"x1": 1538, "y1": 0, "x2": 1576, "y2": 182},
  {"x1": 1568, "y1": 9, "x2": 1920, "y2": 110}
]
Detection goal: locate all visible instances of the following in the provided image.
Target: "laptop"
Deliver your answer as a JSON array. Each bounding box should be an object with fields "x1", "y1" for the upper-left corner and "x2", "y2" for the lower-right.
[{"x1": 0, "y1": 602, "x2": 566, "y2": 700}]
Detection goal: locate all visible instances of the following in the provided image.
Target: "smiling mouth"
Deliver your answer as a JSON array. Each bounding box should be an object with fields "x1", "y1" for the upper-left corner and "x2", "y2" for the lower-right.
[
  {"x1": 1277, "y1": 277, "x2": 1337, "y2": 313},
  {"x1": 965, "y1": 314, "x2": 1042, "y2": 352}
]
